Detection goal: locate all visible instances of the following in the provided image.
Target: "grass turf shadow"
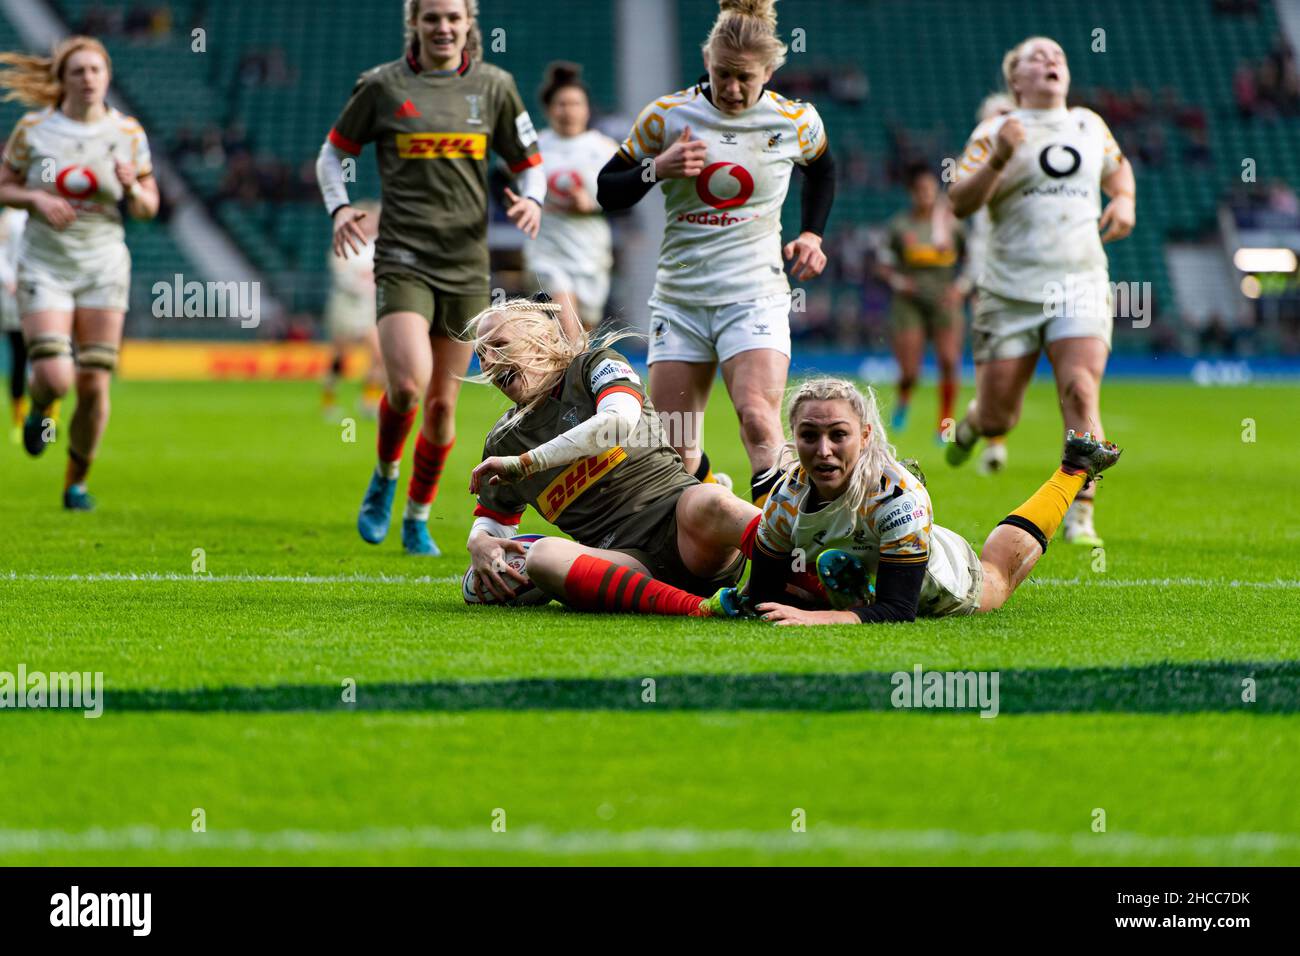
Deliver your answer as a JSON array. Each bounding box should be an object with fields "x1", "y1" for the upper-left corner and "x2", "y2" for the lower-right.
[{"x1": 100, "y1": 661, "x2": 1299, "y2": 714}]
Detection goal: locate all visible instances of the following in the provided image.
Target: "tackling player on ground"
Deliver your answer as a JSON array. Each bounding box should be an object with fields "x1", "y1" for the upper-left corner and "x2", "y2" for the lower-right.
[
  {"x1": 526, "y1": 62, "x2": 617, "y2": 333},
  {"x1": 718, "y1": 377, "x2": 1122, "y2": 625},
  {"x1": 0, "y1": 36, "x2": 159, "y2": 510},
  {"x1": 597, "y1": 0, "x2": 836, "y2": 506},
  {"x1": 465, "y1": 297, "x2": 756, "y2": 614},
  {"x1": 945, "y1": 37, "x2": 1135, "y2": 546},
  {"x1": 316, "y1": 0, "x2": 546, "y2": 555}
]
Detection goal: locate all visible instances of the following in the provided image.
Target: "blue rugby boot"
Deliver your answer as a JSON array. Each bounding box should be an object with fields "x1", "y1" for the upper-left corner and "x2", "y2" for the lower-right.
[
  {"x1": 22, "y1": 404, "x2": 51, "y2": 457},
  {"x1": 63, "y1": 484, "x2": 95, "y2": 511},
  {"x1": 401, "y1": 516, "x2": 440, "y2": 556},
  {"x1": 357, "y1": 467, "x2": 398, "y2": 544}
]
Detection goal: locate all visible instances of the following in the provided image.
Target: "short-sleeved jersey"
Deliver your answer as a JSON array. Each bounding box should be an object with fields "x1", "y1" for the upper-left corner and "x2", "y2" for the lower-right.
[
  {"x1": 475, "y1": 348, "x2": 695, "y2": 546},
  {"x1": 2, "y1": 107, "x2": 151, "y2": 272},
  {"x1": 527, "y1": 127, "x2": 616, "y2": 275},
  {"x1": 327, "y1": 52, "x2": 542, "y2": 295},
  {"x1": 881, "y1": 210, "x2": 966, "y2": 304},
  {"x1": 756, "y1": 459, "x2": 974, "y2": 618},
  {"x1": 617, "y1": 80, "x2": 827, "y2": 305},
  {"x1": 953, "y1": 106, "x2": 1124, "y2": 303}
]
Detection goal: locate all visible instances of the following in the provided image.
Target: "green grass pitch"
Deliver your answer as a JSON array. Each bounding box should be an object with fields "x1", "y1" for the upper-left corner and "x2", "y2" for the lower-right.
[{"x1": 1, "y1": 375, "x2": 1298, "y2": 865}]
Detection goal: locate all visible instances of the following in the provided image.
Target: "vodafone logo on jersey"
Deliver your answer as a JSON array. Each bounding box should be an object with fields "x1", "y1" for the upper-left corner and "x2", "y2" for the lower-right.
[
  {"x1": 56, "y1": 165, "x2": 99, "y2": 200},
  {"x1": 547, "y1": 169, "x2": 580, "y2": 198},
  {"x1": 695, "y1": 161, "x2": 754, "y2": 210}
]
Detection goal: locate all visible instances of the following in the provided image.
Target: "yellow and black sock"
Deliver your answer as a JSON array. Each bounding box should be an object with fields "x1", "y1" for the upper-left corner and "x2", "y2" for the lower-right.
[
  {"x1": 996, "y1": 466, "x2": 1087, "y2": 553},
  {"x1": 692, "y1": 451, "x2": 717, "y2": 484},
  {"x1": 751, "y1": 469, "x2": 780, "y2": 509}
]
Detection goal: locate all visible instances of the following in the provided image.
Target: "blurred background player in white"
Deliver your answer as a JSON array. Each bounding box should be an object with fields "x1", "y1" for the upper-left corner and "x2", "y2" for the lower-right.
[
  {"x1": 316, "y1": 0, "x2": 545, "y2": 556},
  {"x1": 526, "y1": 62, "x2": 616, "y2": 333},
  {"x1": 874, "y1": 161, "x2": 965, "y2": 444},
  {"x1": 0, "y1": 205, "x2": 28, "y2": 442},
  {"x1": 597, "y1": 0, "x2": 836, "y2": 507},
  {"x1": 0, "y1": 36, "x2": 159, "y2": 510},
  {"x1": 946, "y1": 36, "x2": 1135, "y2": 546},
  {"x1": 321, "y1": 200, "x2": 385, "y2": 420},
  {"x1": 963, "y1": 92, "x2": 1015, "y2": 476}
]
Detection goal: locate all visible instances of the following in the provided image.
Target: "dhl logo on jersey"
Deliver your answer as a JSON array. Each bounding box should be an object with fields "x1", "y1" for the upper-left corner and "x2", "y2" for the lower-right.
[
  {"x1": 396, "y1": 133, "x2": 487, "y2": 159},
  {"x1": 538, "y1": 447, "x2": 628, "y2": 522}
]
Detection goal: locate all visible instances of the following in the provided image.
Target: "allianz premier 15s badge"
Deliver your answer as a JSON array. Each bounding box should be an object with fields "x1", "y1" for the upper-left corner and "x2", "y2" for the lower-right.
[{"x1": 466, "y1": 94, "x2": 483, "y2": 125}]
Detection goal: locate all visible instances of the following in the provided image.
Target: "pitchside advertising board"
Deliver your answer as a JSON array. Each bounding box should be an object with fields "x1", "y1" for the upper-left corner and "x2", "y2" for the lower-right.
[{"x1": 0, "y1": 869, "x2": 1283, "y2": 939}]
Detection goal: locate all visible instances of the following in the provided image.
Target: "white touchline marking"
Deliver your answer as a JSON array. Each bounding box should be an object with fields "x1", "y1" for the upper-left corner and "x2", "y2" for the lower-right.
[
  {"x1": 0, "y1": 572, "x2": 464, "y2": 585},
  {"x1": 0, "y1": 825, "x2": 1295, "y2": 858},
  {"x1": 3, "y1": 572, "x2": 1297, "y2": 589},
  {"x1": 1031, "y1": 577, "x2": 1300, "y2": 589}
]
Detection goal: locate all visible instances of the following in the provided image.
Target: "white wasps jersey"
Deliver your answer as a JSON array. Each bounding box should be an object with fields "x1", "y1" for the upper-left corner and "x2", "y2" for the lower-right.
[
  {"x1": 528, "y1": 128, "x2": 616, "y2": 275},
  {"x1": 325, "y1": 238, "x2": 376, "y2": 324},
  {"x1": 955, "y1": 106, "x2": 1124, "y2": 304},
  {"x1": 756, "y1": 459, "x2": 978, "y2": 617},
  {"x1": 618, "y1": 82, "x2": 827, "y2": 305},
  {"x1": 2, "y1": 107, "x2": 152, "y2": 273}
]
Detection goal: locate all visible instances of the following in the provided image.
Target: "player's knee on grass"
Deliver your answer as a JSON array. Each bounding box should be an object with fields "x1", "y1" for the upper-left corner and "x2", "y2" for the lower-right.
[{"x1": 523, "y1": 536, "x2": 572, "y2": 597}]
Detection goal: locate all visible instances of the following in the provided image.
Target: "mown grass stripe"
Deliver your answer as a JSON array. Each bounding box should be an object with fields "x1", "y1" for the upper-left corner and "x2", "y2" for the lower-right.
[{"x1": 83, "y1": 661, "x2": 1298, "y2": 714}]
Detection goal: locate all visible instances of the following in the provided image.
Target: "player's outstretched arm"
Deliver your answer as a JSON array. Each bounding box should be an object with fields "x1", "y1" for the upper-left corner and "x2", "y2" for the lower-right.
[{"x1": 468, "y1": 390, "x2": 641, "y2": 491}]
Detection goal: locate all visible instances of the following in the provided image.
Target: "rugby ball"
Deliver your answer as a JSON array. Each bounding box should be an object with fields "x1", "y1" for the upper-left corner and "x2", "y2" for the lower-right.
[{"x1": 462, "y1": 534, "x2": 551, "y2": 606}]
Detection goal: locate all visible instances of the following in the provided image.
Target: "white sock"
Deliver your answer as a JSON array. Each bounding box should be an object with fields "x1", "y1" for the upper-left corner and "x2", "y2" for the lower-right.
[
  {"x1": 378, "y1": 460, "x2": 400, "y2": 480},
  {"x1": 404, "y1": 499, "x2": 430, "y2": 521}
]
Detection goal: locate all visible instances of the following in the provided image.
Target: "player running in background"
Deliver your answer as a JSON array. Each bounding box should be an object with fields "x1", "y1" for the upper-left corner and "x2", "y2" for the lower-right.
[
  {"x1": 961, "y1": 92, "x2": 1015, "y2": 475},
  {"x1": 0, "y1": 37, "x2": 159, "y2": 510},
  {"x1": 597, "y1": 0, "x2": 836, "y2": 507},
  {"x1": 316, "y1": 0, "x2": 545, "y2": 555},
  {"x1": 0, "y1": 206, "x2": 28, "y2": 442},
  {"x1": 526, "y1": 62, "x2": 617, "y2": 333},
  {"x1": 321, "y1": 200, "x2": 385, "y2": 420},
  {"x1": 874, "y1": 161, "x2": 965, "y2": 441},
  {"x1": 717, "y1": 378, "x2": 1122, "y2": 625},
  {"x1": 945, "y1": 37, "x2": 1135, "y2": 546},
  {"x1": 465, "y1": 297, "x2": 755, "y2": 612}
]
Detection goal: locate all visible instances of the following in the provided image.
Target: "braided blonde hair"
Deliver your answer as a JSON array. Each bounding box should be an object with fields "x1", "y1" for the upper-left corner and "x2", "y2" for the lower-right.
[
  {"x1": 781, "y1": 377, "x2": 897, "y2": 515},
  {"x1": 703, "y1": 0, "x2": 787, "y2": 72}
]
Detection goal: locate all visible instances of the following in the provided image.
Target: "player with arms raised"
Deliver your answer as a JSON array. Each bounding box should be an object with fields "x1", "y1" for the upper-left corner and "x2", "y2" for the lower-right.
[
  {"x1": 316, "y1": 0, "x2": 545, "y2": 555},
  {"x1": 465, "y1": 297, "x2": 756, "y2": 614},
  {"x1": 0, "y1": 37, "x2": 159, "y2": 509},
  {"x1": 597, "y1": 0, "x2": 836, "y2": 506},
  {"x1": 526, "y1": 62, "x2": 617, "y2": 332},
  {"x1": 945, "y1": 37, "x2": 1135, "y2": 545}
]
